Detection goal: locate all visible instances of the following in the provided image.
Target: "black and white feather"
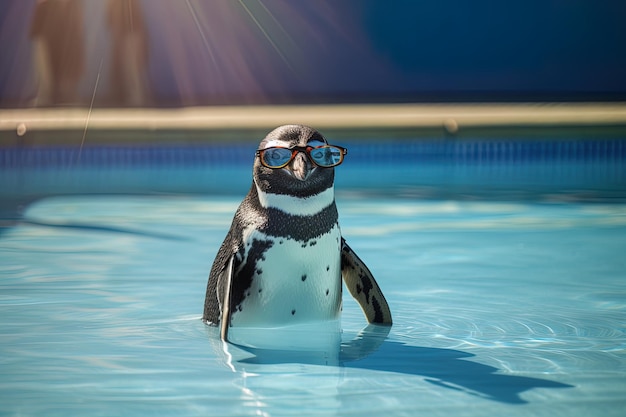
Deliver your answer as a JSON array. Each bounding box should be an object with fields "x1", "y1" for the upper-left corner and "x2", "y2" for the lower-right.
[{"x1": 202, "y1": 125, "x2": 392, "y2": 340}]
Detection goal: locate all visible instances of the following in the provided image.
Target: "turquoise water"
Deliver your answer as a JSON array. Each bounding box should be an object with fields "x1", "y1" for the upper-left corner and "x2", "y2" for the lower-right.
[
  {"x1": 1, "y1": 140, "x2": 626, "y2": 416},
  {"x1": 1, "y1": 192, "x2": 625, "y2": 416}
]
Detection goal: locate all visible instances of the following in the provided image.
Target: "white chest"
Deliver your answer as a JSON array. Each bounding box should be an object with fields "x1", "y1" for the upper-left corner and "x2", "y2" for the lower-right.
[{"x1": 231, "y1": 225, "x2": 343, "y2": 327}]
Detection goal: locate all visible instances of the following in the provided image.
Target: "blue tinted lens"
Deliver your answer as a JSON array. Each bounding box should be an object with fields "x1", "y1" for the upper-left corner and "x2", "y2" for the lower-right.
[
  {"x1": 310, "y1": 146, "x2": 342, "y2": 166},
  {"x1": 262, "y1": 148, "x2": 292, "y2": 167}
]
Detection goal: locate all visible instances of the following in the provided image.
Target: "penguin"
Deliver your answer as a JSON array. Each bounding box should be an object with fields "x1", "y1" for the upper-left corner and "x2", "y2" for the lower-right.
[{"x1": 203, "y1": 125, "x2": 392, "y2": 341}]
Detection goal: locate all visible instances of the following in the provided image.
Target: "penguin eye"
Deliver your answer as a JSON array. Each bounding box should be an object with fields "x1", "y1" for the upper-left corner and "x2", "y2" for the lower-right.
[{"x1": 260, "y1": 148, "x2": 293, "y2": 168}]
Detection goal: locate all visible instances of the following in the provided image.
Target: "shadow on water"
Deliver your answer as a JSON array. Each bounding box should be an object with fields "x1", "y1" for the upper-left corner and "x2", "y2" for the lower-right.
[
  {"x1": 17, "y1": 219, "x2": 189, "y2": 241},
  {"x1": 0, "y1": 198, "x2": 187, "y2": 241},
  {"x1": 220, "y1": 325, "x2": 573, "y2": 405},
  {"x1": 343, "y1": 326, "x2": 573, "y2": 404}
]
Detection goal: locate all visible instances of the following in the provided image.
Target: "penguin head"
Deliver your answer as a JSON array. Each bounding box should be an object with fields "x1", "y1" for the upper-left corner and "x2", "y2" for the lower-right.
[{"x1": 253, "y1": 125, "x2": 339, "y2": 198}]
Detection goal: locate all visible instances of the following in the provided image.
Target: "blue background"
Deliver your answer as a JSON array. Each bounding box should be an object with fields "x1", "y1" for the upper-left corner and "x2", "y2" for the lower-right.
[{"x1": 1, "y1": 0, "x2": 625, "y2": 106}]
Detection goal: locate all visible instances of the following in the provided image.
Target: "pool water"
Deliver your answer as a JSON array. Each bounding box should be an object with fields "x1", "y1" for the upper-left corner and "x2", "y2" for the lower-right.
[{"x1": 1, "y1": 140, "x2": 625, "y2": 416}]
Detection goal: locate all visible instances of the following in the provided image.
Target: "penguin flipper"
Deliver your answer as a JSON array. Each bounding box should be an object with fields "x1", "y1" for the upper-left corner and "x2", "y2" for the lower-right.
[
  {"x1": 219, "y1": 255, "x2": 236, "y2": 341},
  {"x1": 341, "y1": 239, "x2": 392, "y2": 325}
]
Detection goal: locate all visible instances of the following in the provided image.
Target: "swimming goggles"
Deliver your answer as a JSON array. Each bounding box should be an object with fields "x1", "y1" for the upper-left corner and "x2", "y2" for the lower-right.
[{"x1": 256, "y1": 145, "x2": 347, "y2": 169}]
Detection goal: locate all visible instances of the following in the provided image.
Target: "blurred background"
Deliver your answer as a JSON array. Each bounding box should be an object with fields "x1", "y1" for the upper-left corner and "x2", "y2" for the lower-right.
[{"x1": 1, "y1": 0, "x2": 625, "y2": 108}]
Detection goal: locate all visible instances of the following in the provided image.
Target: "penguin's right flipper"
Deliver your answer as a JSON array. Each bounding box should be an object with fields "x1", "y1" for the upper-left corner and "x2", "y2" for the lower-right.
[
  {"x1": 218, "y1": 255, "x2": 236, "y2": 342},
  {"x1": 341, "y1": 239, "x2": 392, "y2": 325}
]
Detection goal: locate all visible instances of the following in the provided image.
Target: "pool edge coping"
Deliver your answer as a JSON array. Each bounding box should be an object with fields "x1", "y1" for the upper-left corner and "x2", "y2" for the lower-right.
[{"x1": 1, "y1": 102, "x2": 626, "y2": 145}]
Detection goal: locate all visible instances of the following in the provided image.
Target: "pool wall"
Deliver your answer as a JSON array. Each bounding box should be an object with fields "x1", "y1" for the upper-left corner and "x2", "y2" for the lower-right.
[
  {"x1": 1, "y1": 137, "x2": 625, "y2": 201},
  {"x1": 1, "y1": 104, "x2": 625, "y2": 200}
]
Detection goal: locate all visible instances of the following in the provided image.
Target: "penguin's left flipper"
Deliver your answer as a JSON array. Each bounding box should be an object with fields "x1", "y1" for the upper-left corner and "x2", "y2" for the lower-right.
[
  {"x1": 341, "y1": 239, "x2": 392, "y2": 325},
  {"x1": 218, "y1": 255, "x2": 236, "y2": 342}
]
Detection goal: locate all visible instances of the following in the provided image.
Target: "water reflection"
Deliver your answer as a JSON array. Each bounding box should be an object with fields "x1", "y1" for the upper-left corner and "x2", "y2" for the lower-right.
[{"x1": 212, "y1": 324, "x2": 572, "y2": 405}]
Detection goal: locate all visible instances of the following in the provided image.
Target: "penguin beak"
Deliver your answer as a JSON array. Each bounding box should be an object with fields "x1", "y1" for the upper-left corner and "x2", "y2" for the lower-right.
[{"x1": 288, "y1": 151, "x2": 312, "y2": 181}]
